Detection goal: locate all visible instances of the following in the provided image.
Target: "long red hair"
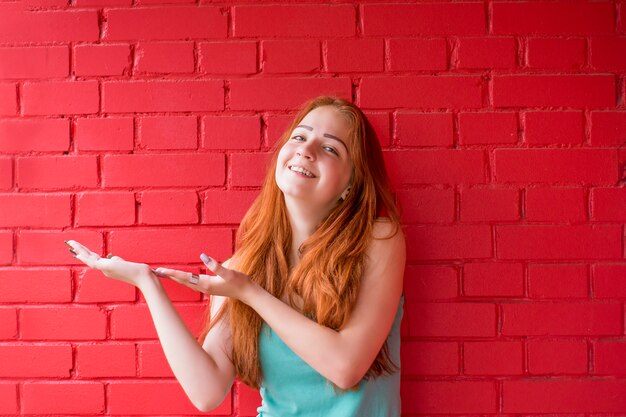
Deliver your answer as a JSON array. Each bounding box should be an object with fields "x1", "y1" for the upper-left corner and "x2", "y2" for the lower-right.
[{"x1": 198, "y1": 96, "x2": 401, "y2": 390}]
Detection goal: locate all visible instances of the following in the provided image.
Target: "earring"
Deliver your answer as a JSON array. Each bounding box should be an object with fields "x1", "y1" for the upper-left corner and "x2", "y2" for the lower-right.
[{"x1": 340, "y1": 186, "x2": 351, "y2": 200}]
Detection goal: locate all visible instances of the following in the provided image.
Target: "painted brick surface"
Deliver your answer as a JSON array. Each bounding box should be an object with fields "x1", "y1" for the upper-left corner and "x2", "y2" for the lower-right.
[{"x1": 2, "y1": 1, "x2": 624, "y2": 416}]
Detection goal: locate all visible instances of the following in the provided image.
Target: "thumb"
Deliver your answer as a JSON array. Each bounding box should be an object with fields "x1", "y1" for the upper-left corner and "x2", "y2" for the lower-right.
[{"x1": 200, "y1": 253, "x2": 226, "y2": 276}]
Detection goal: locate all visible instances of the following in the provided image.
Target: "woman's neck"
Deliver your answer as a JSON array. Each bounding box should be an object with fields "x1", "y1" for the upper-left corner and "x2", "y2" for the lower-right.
[{"x1": 284, "y1": 197, "x2": 330, "y2": 267}]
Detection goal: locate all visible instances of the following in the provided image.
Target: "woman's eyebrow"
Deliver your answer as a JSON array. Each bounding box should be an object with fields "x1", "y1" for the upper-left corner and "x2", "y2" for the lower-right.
[{"x1": 295, "y1": 124, "x2": 348, "y2": 151}]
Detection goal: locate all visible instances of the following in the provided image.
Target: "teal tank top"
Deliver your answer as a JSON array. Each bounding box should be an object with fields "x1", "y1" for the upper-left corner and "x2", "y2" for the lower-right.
[{"x1": 256, "y1": 295, "x2": 404, "y2": 417}]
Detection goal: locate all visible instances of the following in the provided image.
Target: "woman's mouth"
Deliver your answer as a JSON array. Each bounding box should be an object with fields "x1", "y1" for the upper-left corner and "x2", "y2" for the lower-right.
[{"x1": 288, "y1": 165, "x2": 315, "y2": 178}]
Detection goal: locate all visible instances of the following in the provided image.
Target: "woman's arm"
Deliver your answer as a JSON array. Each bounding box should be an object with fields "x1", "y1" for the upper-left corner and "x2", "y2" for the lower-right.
[
  {"x1": 65, "y1": 241, "x2": 235, "y2": 412},
  {"x1": 170, "y1": 220, "x2": 405, "y2": 390}
]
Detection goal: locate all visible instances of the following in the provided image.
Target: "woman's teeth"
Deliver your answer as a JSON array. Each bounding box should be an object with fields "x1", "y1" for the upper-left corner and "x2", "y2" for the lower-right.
[{"x1": 289, "y1": 166, "x2": 314, "y2": 177}]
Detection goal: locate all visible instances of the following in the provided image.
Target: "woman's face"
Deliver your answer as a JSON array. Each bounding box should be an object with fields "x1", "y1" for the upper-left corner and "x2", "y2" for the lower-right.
[{"x1": 275, "y1": 105, "x2": 353, "y2": 211}]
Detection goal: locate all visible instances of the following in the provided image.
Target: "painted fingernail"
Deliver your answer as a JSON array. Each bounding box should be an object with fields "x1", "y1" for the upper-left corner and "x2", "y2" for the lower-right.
[
  {"x1": 64, "y1": 241, "x2": 71, "y2": 247},
  {"x1": 200, "y1": 253, "x2": 212, "y2": 265},
  {"x1": 106, "y1": 254, "x2": 113, "y2": 259},
  {"x1": 68, "y1": 249, "x2": 77, "y2": 255}
]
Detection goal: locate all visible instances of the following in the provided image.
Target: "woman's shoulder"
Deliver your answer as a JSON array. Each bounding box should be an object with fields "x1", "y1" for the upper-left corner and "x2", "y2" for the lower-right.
[
  {"x1": 372, "y1": 217, "x2": 403, "y2": 240},
  {"x1": 368, "y1": 218, "x2": 405, "y2": 261}
]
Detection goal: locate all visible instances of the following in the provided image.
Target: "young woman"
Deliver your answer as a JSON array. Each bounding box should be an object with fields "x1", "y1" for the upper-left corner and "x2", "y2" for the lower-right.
[{"x1": 66, "y1": 96, "x2": 406, "y2": 416}]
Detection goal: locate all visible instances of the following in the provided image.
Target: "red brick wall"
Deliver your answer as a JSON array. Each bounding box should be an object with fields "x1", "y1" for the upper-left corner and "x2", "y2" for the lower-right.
[{"x1": 0, "y1": 0, "x2": 624, "y2": 416}]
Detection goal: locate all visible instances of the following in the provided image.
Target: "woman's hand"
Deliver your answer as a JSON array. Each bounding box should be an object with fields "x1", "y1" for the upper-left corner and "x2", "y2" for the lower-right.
[
  {"x1": 155, "y1": 257, "x2": 259, "y2": 304},
  {"x1": 65, "y1": 240, "x2": 154, "y2": 289}
]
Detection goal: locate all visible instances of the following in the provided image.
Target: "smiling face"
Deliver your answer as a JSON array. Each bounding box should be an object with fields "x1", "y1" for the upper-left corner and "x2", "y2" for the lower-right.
[{"x1": 275, "y1": 105, "x2": 353, "y2": 213}]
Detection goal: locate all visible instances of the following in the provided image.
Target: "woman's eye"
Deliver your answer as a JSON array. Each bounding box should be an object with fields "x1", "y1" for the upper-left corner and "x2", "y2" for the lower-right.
[
  {"x1": 292, "y1": 135, "x2": 305, "y2": 141},
  {"x1": 323, "y1": 146, "x2": 338, "y2": 155}
]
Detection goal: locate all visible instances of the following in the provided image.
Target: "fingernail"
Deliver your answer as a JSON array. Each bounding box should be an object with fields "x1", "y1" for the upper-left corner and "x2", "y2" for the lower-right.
[
  {"x1": 68, "y1": 249, "x2": 77, "y2": 255},
  {"x1": 200, "y1": 253, "x2": 212, "y2": 266},
  {"x1": 64, "y1": 241, "x2": 71, "y2": 247},
  {"x1": 106, "y1": 254, "x2": 113, "y2": 259}
]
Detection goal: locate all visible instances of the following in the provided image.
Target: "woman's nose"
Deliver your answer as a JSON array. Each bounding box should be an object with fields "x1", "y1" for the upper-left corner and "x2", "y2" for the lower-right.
[{"x1": 296, "y1": 143, "x2": 315, "y2": 160}]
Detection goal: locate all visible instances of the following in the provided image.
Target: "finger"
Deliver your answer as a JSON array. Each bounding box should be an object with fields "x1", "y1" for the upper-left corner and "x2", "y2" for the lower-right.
[
  {"x1": 155, "y1": 267, "x2": 206, "y2": 288},
  {"x1": 65, "y1": 240, "x2": 101, "y2": 260},
  {"x1": 199, "y1": 253, "x2": 228, "y2": 277}
]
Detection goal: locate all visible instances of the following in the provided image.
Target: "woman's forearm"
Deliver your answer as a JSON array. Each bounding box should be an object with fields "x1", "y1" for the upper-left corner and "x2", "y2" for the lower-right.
[{"x1": 138, "y1": 275, "x2": 229, "y2": 410}]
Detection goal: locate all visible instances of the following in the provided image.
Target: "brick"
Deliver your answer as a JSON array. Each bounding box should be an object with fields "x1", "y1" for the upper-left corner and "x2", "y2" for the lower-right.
[
  {"x1": 594, "y1": 341, "x2": 626, "y2": 374},
  {"x1": 0, "y1": 46, "x2": 68, "y2": 79},
  {"x1": 494, "y1": 149, "x2": 618, "y2": 184},
  {"x1": 261, "y1": 40, "x2": 319, "y2": 74},
  {"x1": 74, "y1": 117, "x2": 134, "y2": 151},
  {"x1": 493, "y1": 75, "x2": 615, "y2": 108},
  {"x1": 136, "y1": 41, "x2": 194, "y2": 74},
  {"x1": 457, "y1": 37, "x2": 516, "y2": 69},
  {"x1": 503, "y1": 379, "x2": 626, "y2": 413},
  {"x1": 109, "y1": 228, "x2": 231, "y2": 263},
  {"x1": 138, "y1": 116, "x2": 197, "y2": 150},
  {"x1": 401, "y1": 381, "x2": 496, "y2": 414},
  {"x1": 137, "y1": 0, "x2": 194, "y2": 4},
  {"x1": 406, "y1": 225, "x2": 491, "y2": 261},
  {"x1": 591, "y1": 36, "x2": 626, "y2": 70},
  {"x1": 0, "y1": 83, "x2": 17, "y2": 116},
  {"x1": 463, "y1": 262, "x2": 524, "y2": 297},
  {"x1": 0, "y1": 194, "x2": 70, "y2": 228},
  {"x1": 140, "y1": 191, "x2": 198, "y2": 225},
  {"x1": 527, "y1": 340, "x2": 588, "y2": 374},
  {"x1": 408, "y1": 302, "x2": 495, "y2": 337},
  {"x1": 109, "y1": 381, "x2": 231, "y2": 415},
  {"x1": 0, "y1": 308, "x2": 17, "y2": 339},
  {"x1": 76, "y1": 192, "x2": 136, "y2": 227},
  {"x1": 106, "y1": 7, "x2": 226, "y2": 41},
  {"x1": 528, "y1": 38, "x2": 586, "y2": 69},
  {"x1": 103, "y1": 80, "x2": 223, "y2": 113},
  {"x1": 364, "y1": 112, "x2": 391, "y2": 148},
  {"x1": 389, "y1": 38, "x2": 447, "y2": 71},
  {"x1": 460, "y1": 187, "x2": 519, "y2": 221},
  {"x1": 231, "y1": 152, "x2": 274, "y2": 187},
  {"x1": 110, "y1": 304, "x2": 204, "y2": 339},
  {"x1": 229, "y1": 78, "x2": 351, "y2": 111},
  {"x1": 76, "y1": 268, "x2": 137, "y2": 303},
  {"x1": 502, "y1": 302, "x2": 622, "y2": 336},
  {"x1": 496, "y1": 225, "x2": 622, "y2": 260},
  {"x1": 0, "y1": 158, "x2": 12, "y2": 190},
  {"x1": 593, "y1": 264, "x2": 626, "y2": 298},
  {"x1": 202, "y1": 115, "x2": 260, "y2": 150},
  {"x1": 74, "y1": 44, "x2": 131, "y2": 76},
  {"x1": 234, "y1": 4, "x2": 354, "y2": 37},
  {"x1": 492, "y1": 2, "x2": 613, "y2": 35},
  {"x1": 0, "y1": 383, "x2": 17, "y2": 414},
  {"x1": 396, "y1": 112, "x2": 453, "y2": 147},
  {"x1": 401, "y1": 341, "x2": 458, "y2": 376},
  {"x1": 326, "y1": 39, "x2": 383, "y2": 72},
  {"x1": 464, "y1": 341, "x2": 523, "y2": 375},
  {"x1": 0, "y1": 268, "x2": 71, "y2": 303},
  {"x1": 75, "y1": 0, "x2": 130, "y2": 4},
  {"x1": 591, "y1": 187, "x2": 626, "y2": 221},
  {"x1": 525, "y1": 187, "x2": 587, "y2": 222},
  {"x1": 403, "y1": 265, "x2": 458, "y2": 301},
  {"x1": 23, "y1": 382, "x2": 104, "y2": 414},
  {"x1": 21, "y1": 307, "x2": 107, "y2": 340},
  {"x1": 17, "y1": 230, "x2": 102, "y2": 266},
  {"x1": 138, "y1": 342, "x2": 173, "y2": 377},
  {"x1": 266, "y1": 114, "x2": 295, "y2": 148},
  {"x1": 361, "y1": 76, "x2": 482, "y2": 109},
  {"x1": 202, "y1": 190, "x2": 258, "y2": 224},
  {"x1": 22, "y1": 81, "x2": 99, "y2": 116},
  {"x1": 621, "y1": 1, "x2": 626, "y2": 33},
  {"x1": 199, "y1": 41, "x2": 257, "y2": 74},
  {"x1": 528, "y1": 264, "x2": 588, "y2": 299},
  {"x1": 459, "y1": 112, "x2": 517, "y2": 145},
  {"x1": 591, "y1": 111, "x2": 626, "y2": 146},
  {"x1": 0, "y1": 232, "x2": 12, "y2": 265},
  {"x1": 236, "y1": 381, "x2": 261, "y2": 417},
  {"x1": 524, "y1": 111, "x2": 584, "y2": 145},
  {"x1": 17, "y1": 155, "x2": 98, "y2": 190},
  {"x1": 0, "y1": 119, "x2": 69, "y2": 152},
  {"x1": 385, "y1": 150, "x2": 486, "y2": 187},
  {"x1": 0, "y1": 344, "x2": 72, "y2": 377},
  {"x1": 396, "y1": 188, "x2": 454, "y2": 224},
  {"x1": 76, "y1": 343, "x2": 136, "y2": 378},
  {"x1": 363, "y1": 3, "x2": 485, "y2": 36},
  {"x1": 103, "y1": 153, "x2": 224, "y2": 188},
  {"x1": 0, "y1": 10, "x2": 98, "y2": 43}
]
